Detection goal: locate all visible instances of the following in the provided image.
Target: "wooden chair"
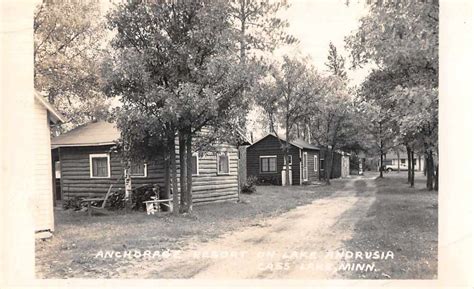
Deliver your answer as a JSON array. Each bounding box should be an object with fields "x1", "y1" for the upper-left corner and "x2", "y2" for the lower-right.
[{"x1": 83, "y1": 184, "x2": 114, "y2": 216}]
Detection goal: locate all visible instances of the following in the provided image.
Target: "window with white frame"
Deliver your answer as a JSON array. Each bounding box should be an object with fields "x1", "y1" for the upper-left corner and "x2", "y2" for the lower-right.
[
  {"x1": 283, "y1": 155, "x2": 292, "y2": 166},
  {"x1": 260, "y1": 156, "x2": 277, "y2": 173},
  {"x1": 128, "y1": 161, "x2": 147, "y2": 178},
  {"x1": 314, "y1": 155, "x2": 318, "y2": 171},
  {"x1": 90, "y1": 153, "x2": 110, "y2": 178},
  {"x1": 192, "y1": 152, "x2": 199, "y2": 176},
  {"x1": 320, "y1": 158, "x2": 325, "y2": 171},
  {"x1": 217, "y1": 152, "x2": 230, "y2": 175}
]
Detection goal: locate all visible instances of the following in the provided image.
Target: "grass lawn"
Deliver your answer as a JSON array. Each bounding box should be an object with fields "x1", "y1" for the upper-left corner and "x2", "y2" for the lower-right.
[
  {"x1": 339, "y1": 172, "x2": 438, "y2": 279},
  {"x1": 36, "y1": 181, "x2": 344, "y2": 278}
]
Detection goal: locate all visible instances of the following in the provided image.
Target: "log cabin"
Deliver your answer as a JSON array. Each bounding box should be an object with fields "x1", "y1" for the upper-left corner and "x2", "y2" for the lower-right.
[
  {"x1": 34, "y1": 91, "x2": 65, "y2": 238},
  {"x1": 246, "y1": 133, "x2": 350, "y2": 185},
  {"x1": 246, "y1": 133, "x2": 322, "y2": 185},
  {"x1": 51, "y1": 120, "x2": 247, "y2": 205}
]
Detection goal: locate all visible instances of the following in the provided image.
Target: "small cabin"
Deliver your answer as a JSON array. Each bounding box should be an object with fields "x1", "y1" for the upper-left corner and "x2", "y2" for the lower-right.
[
  {"x1": 382, "y1": 151, "x2": 425, "y2": 172},
  {"x1": 246, "y1": 134, "x2": 322, "y2": 185},
  {"x1": 51, "y1": 121, "x2": 243, "y2": 205},
  {"x1": 33, "y1": 92, "x2": 64, "y2": 238}
]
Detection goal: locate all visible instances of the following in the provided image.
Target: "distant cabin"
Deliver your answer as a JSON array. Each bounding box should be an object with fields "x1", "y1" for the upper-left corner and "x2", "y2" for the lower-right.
[
  {"x1": 381, "y1": 151, "x2": 425, "y2": 172},
  {"x1": 33, "y1": 92, "x2": 64, "y2": 238},
  {"x1": 246, "y1": 133, "x2": 350, "y2": 185},
  {"x1": 246, "y1": 134, "x2": 322, "y2": 185},
  {"x1": 51, "y1": 121, "x2": 245, "y2": 205}
]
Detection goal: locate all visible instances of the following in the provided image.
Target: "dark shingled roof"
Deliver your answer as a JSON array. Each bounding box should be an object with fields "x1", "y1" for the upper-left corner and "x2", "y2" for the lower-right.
[
  {"x1": 249, "y1": 133, "x2": 320, "y2": 150},
  {"x1": 51, "y1": 121, "x2": 120, "y2": 149}
]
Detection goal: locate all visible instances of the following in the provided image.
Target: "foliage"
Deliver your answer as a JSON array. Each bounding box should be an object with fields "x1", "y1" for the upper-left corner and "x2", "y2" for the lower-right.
[
  {"x1": 106, "y1": 185, "x2": 158, "y2": 211},
  {"x1": 256, "y1": 55, "x2": 320, "y2": 185},
  {"x1": 325, "y1": 42, "x2": 347, "y2": 80},
  {"x1": 345, "y1": 0, "x2": 438, "y2": 80},
  {"x1": 241, "y1": 176, "x2": 258, "y2": 194},
  {"x1": 229, "y1": 0, "x2": 297, "y2": 60},
  {"x1": 346, "y1": 0, "x2": 438, "y2": 185},
  {"x1": 62, "y1": 197, "x2": 85, "y2": 211},
  {"x1": 106, "y1": 1, "x2": 261, "y2": 212},
  {"x1": 34, "y1": 1, "x2": 110, "y2": 129}
]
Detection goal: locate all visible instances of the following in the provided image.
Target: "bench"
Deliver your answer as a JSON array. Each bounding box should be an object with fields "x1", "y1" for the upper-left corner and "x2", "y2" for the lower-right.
[
  {"x1": 83, "y1": 184, "x2": 114, "y2": 216},
  {"x1": 143, "y1": 197, "x2": 172, "y2": 215}
]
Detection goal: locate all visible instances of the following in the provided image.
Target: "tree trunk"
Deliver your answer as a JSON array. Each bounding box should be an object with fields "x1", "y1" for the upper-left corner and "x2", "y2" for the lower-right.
[
  {"x1": 434, "y1": 163, "x2": 439, "y2": 191},
  {"x1": 426, "y1": 150, "x2": 434, "y2": 191},
  {"x1": 397, "y1": 150, "x2": 400, "y2": 173},
  {"x1": 284, "y1": 151, "x2": 290, "y2": 186},
  {"x1": 423, "y1": 155, "x2": 427, "y2": 176},
  {"x1": 407, "y1": 146, "x2": 412, "y2": 184},
  {"x1": 161, "y1": 148, "x2": 171, "y2": 212},
  {"x1": 379, "y1": 151, "x2": 384, "y2": 178},
  {"x1": 326, "y1": 149, "x2": 333, "y2": 184},
  {"x1": 124, "y1": 160, "x2": 132, "y2": 210},
  {"x1": 185, "y1": 131, "x2": 193, "y2": 213},
  {"x1": 410, "y1": 150, "x2": 415, "y2": 188},
  {"x1": 169, "y1": 135, "x2": 179, "y2": 216},
  {"x1": 178, "y1": 130, "x2": 187, "y2": 212},
  {"x1": 284, "y1": 128, "x2": 290, "y2": 186}
]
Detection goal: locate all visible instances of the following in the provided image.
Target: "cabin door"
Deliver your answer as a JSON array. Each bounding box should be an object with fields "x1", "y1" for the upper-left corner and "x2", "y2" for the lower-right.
[
  {"x1": 282, "y1": 155, "x2": 293, "y2": 185},
  {"x1": 302, "y1": 152, "x2": 308, "y2": 181}
]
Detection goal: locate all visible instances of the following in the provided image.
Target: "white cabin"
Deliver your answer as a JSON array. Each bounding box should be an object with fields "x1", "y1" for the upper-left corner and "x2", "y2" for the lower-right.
[{"x1": 33, "y1": 92, "x2": 64, "y2": 238}]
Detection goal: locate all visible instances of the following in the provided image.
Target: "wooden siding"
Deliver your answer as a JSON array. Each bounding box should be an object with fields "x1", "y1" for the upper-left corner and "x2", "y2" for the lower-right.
[
  {"x1": 303, "y1": 149, "x2": 320, "y2": 184},
  {"x1": 59, "y1": 144, "x2": 239, "y2": 205},
  {"x1": 246, "y1": 135, "x2": 301, "y2": 185},
  {"x1": 33, "y1": 99, "x2": 55, "y2": 232}
]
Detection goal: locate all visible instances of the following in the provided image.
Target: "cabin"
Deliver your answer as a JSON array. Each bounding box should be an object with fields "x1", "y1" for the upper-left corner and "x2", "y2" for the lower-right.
[
  {"x1": 320, "y1": 149, "x2": 351, "y2": 179},
  {"x1": 33, "y1": 92, "x2": 65, "y2": 238},
  {"x1": 51, "y1": 121, "x2": 245, "y2": 205},
  {"x1": 382, "y1": 150, "x2": 425, "y2": 172},
  {"x1": 246, "y1": 134, "x2": 322, "y2": 185}
]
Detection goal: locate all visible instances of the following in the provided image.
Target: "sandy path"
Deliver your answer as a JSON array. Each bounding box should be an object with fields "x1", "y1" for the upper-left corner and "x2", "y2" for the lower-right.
[{"x1": 124, "y1": 176, "x2": 377, "y2": 279}]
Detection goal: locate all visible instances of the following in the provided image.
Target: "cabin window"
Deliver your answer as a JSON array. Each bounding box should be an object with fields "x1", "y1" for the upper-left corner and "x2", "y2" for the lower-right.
[
  {"x1": 192, "y1": 153, "x2": 199, "y2": 176},
  {"x1": 314, "y1": 155, "x2": 318, "y2": 171},
  {"x1": 90, "y1": 153, "x2": 110, "y2": 178},
  {"x1": 283, "y1": 155, "x2": 292, "y2": 166},
  {"x1": 401, "y1": 159, "x2": 406, "y2": 164},
  {"x1": 320, "y1": 158, "x2": 325, "y2": 171},
  {"x1": 217, "y1": 152, "x2": 230, "y2": 175},
  {"x1": 129, "y1": 162, "x2": 147, "y2": 178},
  {"x1": 260, "y1": 156, "x2": 277, "y2": 173}
]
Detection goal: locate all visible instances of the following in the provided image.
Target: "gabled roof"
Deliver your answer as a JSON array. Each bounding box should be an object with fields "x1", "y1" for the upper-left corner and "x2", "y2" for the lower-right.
[
  {"x1": 51, "y1": 120, "x2": 120, "y2": 149},
  {"x1": 34, "y1": 91, "x2": 65, "y2": 124},
  {"x1": 249, "y1": 133, "x2": 320, "y2": 150}
]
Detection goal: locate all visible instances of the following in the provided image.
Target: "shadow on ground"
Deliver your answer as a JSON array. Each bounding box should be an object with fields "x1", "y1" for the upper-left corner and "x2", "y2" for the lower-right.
[{"x1": 337, "y1": 173, "x2": 438, "y2": 279}]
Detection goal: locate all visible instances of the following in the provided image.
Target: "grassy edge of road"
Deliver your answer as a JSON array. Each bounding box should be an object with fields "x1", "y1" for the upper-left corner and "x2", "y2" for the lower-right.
[
  {"x1": 35, "y1": 180, "x2": 346, "y2": 278},
  {"x1": 338, "y1": 172, "x2": 438, "y2": 279}
]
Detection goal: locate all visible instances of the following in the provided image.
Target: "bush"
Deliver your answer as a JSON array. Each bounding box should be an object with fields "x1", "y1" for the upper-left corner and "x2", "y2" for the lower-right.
[
  {"x1": 256, "y1": 175, "x2": 280, "y2": 185},
  {"x1": 241, "y1": 176, "x2": 258, "y2": 194},
  {"x1": 106, "y1": 185, "x2": 158, "y2": 211},
  {"x1": 62, "y1": 197, "x2": 86, "y2": 211}
]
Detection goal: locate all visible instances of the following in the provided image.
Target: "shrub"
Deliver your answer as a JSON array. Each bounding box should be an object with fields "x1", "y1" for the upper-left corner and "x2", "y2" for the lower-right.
[
  {"x1": 106, "y1": 185, "x2": 158, "y2": 211},
  {"x1": 62, "y1": 197, "x2": 85, "y2": 211},
  {"x1": 241, "y1": 176, "x2": 258, "y2": 194},
  {"x1": 256, "y1": 175, "x2": 280, "y2": 185}
]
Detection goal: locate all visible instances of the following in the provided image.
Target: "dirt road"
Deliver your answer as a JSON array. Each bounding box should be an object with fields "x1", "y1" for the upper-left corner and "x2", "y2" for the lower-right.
[{"x1": 122, "y1": 176, "x2": 377, "y2": 279}]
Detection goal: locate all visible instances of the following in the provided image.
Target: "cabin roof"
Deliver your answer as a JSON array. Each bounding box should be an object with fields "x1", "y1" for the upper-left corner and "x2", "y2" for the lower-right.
[
  {"x1": 34, "y1": 91, "x2": 65, "y2": 124},
  {"x1": 51, "y1": 120, "x2": 119, "y2": 149},
  {"x1": 249, "y1": 133, "x2": 320, "y2": 150}
]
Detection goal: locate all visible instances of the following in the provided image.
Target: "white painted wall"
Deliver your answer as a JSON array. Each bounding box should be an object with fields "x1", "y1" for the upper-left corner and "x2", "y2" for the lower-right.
[{"x1": 32, "y1": 98, "x2": 55, "y2": 233}]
